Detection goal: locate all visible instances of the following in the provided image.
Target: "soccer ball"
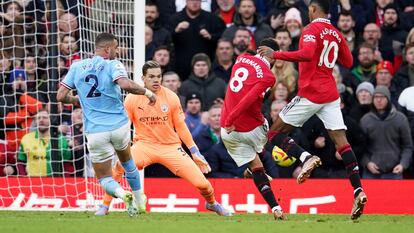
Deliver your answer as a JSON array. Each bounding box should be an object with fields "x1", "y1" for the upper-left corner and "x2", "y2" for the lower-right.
[{"x1": 272, "y1": 146, "x2": 296, "y2": 167}]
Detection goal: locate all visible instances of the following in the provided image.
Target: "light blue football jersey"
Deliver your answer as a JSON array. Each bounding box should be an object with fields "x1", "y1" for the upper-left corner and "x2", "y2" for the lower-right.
[{"x1": 61, "y1": 56, "x2": 129, "y2": 133}]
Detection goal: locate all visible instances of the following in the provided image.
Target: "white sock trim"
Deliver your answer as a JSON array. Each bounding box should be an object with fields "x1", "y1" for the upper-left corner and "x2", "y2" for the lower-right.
[
  {"x1": 272, "y1": 205, "x2": 282, "y2": 212},
  {"x1": 354, "y1": 187, "x2": 363, "y2": 195},
  {"x1": 114, "y1": 187, "x2": 126, "y2": 199},
  {"x1": 299, "y1": 152, "x2": 311, "y2": 163},
  {"x1": 133, "y1": 190, "x2": 144, "y2": 204}
]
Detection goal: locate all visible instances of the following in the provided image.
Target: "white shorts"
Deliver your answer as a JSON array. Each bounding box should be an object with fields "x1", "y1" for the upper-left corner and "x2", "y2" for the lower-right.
[
  {"x1": 85, "y1": 122, "x2": 131, "y2": 163},
  {"x1": 221, "y1": 120, "x2": 268, "y2": 167},
  {"x1": 279, "y1": 96, "x2": 347, "y2": 130}
]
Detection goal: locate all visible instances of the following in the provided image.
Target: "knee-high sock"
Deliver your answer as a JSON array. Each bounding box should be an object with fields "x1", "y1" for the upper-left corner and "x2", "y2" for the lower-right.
[
  {"x1": 121, "y1": 159, "x2": 141, "y2": 191},
  {"x1": 252, "y1": 167, "x2": 279, "y2": 209},
  {"x1": 102, "y1": 165, "x2": 124, "y2": 207},
  {"x1": 99, "y1": 176, "x2": 124, "y2": 198},
  {"x1": 269, "y1": 131, "x2": 310, "y2": 162},
  {"x1": 338, "y1": 144, "x2": 363, "y2": 197}
]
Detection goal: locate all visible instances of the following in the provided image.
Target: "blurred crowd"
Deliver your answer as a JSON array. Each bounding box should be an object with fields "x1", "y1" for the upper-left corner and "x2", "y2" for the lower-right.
[{"x1": 0, "y1": 0, "x2": 413, "y2": 179}]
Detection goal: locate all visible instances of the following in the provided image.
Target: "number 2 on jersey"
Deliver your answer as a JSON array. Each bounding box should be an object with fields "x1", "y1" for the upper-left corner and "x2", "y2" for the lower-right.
[
  {"x1": 230, "y1": 67, "x2": 249, "y2": 92},
  {"x1": 85, "y1": 74, "x2": 102, "y2": 98},
  {"x1": 318, "y1": 40, "x2": 338, "y2": 68}
]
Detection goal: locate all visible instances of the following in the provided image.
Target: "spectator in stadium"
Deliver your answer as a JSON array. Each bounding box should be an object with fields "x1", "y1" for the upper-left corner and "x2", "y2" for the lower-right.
[
  {"x1": 266, "y1": 0, "x2": 309, "y2": 33},
  {"x1": 59, "y1": 34, "x2": 80, "y2": 68},
  {"x1": 221, "y1": 0, "x2": 273, "y2": 49},
  {"x1": 348, "y1": 82, "x2": 375, "y2": 123},
  {"x1": 212, "y1": 38, "x2": 234, "y2": 83},
  {"x1": 179, "y1": 53, "x2": 227, "y2": 111},
  {"x1": 407, "y1": 28, "x2": 414, "y2": 45},
  {"x1": 1, "y1": 75, "x2": 43, "y2": 163},
  {"x1": 153, "y1": 46, "x2": 174, "y2": 73},
  {"x1": 184, "y1": 92, "x2": 205, "y2": 138},
  {"x1": 0, "y1": 138, "x2": 16, "y2": 176},
  {"x1": 69, "y1": 107, "x2": 86, "y2": 177},
  {"x1": 214, "y1": 0, "x2": 236, "y2": 27},
  {"x1": 58, "y1": 12, "x2": 79, "y2": 38},
  {"x1": 333, "y1": 65, "x2": 354, "y2": 111},
  {"x1": 329, "y1": 0, "x2": 372, "y2": 34},
  {"x1": 168, "y1": 0, "x2": 226, "y2": 80},
  {"x1": 232, "y1": 27, "x2": 251, "y2": 56},
  {"x1": 369, "y1": 0, "x2": 393, "y2": 28},
  {"x1": 397, "y1": 43, "x2": 414, "y2": 151},
  {"x1": 337, "y1": 10, "x2": 359, "y2": 52},
  {"x1": 283, "y1": 7, "x2": 303, "y2": 50},
  {"x1": 262, "y1": 80, "x2": 292, "y2": 124},
  {"x1": 371, "y1": 60, "x2": 401, "y2": 106},
  {"x1": 379, "y1": 3, "x2": 408, "y2": 71},
  {"x1": 146, "y1": 1, "x2": 172, "y2": 48},
  {"x1": 145, "y1": 25, "x2": 157, "y2": 61},
  {"x1": 345, "y1": 43, "x2": 377, "y2": 92},
  {"x1": 271, "y1": 58, "x2": 297, "y2": 95},
  {"x1": 17, "y1": 109, "x2": 72, "y2": 177},
  {"x1": 24, "y1": 54, "x2": 48, "y2": 103},
  {"x1": 0, "y1": 1, "x2": 26, "y2": 59},
  {"x1": 361, "y1": 85, "x2": 413, "y2": 179},
  {"x1": 117, "y1": 41, "x2": 133, "y2": 76},
  {"x1": 194, "y1": 104, "x2": 221, "y2": 154},
  {"x1": 272, "y1": 80, "x2": 293, "y2": 102},
  {"x1": 361, "y1": 23, "x2": 387, "y2": 63},
  {"x1": 269, "y1": 100, "x2": 287, "y2": 124},
  {"x1": 274, "y1": 28, "x2": 292, "y2": 51},
  {"x1": 396, "y1": 43, "x2": 414, "y2": 88},
  {"x1": 0, "y1": 52, "x2": 12, "y2": 95},
  {"x1": 161, "y1": 71, "x2": 185, "y2": 107},
  {"x1": 175, "y1": 0, "x2": 213, "y2": 12}
]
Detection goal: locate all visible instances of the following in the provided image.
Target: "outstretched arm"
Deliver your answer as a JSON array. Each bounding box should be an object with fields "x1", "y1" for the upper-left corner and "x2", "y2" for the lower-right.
[{"x1": 116, "y1": 77, "x2": 156, "y2": 105}]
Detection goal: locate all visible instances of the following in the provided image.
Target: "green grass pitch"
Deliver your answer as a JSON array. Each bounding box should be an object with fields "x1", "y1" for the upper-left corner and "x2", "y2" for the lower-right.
[{"x1": 1, "y1": 212, "x2": 413, "y2": 233}]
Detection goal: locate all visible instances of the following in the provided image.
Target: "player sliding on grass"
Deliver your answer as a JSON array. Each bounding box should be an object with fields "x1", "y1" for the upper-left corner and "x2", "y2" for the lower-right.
[
  {"x1": 57, "y1": 32, "x2": 156, "y2": 217},
  {"x1": 221, "y1": 38, "x2": 286, "y2": 220},
  {"x1": 95, "y1": 61, "x2": 232, "y2": 217},
  {"x1": 258, "y1": 0, "x2": 367, "y2": 220}
]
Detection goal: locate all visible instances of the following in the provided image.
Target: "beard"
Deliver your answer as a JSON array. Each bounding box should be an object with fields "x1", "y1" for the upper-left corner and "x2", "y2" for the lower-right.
[
  {"x1": 234, "y1": 43, "x2": 248, "y2": 53},
  {"x1": 341, "y1": 27, "x2": 352, "y2": 34}
]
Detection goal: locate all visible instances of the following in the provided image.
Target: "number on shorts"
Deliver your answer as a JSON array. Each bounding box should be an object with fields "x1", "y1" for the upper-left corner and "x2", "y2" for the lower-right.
[
  {"x1": 85, "y1": 74, "x2": 102, "y2": 98},
  {"x1": 318, "y1": 40, "x2": 338, "y2": 68},
  {"x1": 230, "y1": 67, "x2": 249, "y2": 92}
]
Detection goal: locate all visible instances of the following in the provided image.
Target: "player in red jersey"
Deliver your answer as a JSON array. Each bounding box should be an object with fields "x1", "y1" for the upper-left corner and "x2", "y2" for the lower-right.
[
  {"x1": 258, "y1": 0, "x2": 367, "y2": 220},
  {"x1": 221, "y1": 38, "x2": 285, "y2": 220}
]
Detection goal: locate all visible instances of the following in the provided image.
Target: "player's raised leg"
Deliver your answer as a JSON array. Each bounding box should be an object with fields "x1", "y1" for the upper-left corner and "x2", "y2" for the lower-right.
[{"x1": 268, "y1": 98, "x2": 322, "y2": 184}]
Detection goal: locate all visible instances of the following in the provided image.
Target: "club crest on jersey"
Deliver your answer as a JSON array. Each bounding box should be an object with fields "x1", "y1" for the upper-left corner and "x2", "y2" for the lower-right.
[
  {"x1": 114, "y1": 63, "x2": 125, "y2": 70},
  {"x1": 161, "y1": 104, "x2": 169, "y2": 112},
  {"x1": 303, "y1": 34, "x2": 316, "y2": 42}
]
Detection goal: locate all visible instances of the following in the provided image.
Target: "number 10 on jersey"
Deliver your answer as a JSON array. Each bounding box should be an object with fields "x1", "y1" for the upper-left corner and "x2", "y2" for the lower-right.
[{"x1": 318, "y1": 40, "x2": 338, "y2": 68}]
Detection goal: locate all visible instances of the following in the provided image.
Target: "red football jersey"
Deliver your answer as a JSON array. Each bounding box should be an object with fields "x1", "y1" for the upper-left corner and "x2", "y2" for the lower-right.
[
  {"x1": 273, "y1": 18, "x2": 353, "y2": 104},
  {"x1": 221, "y1": 53, "x2": 276, "y2": 132}
]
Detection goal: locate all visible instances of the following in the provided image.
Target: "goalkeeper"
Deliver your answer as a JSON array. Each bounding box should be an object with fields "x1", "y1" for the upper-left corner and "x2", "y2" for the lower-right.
[{"x1": 96, "y1": 61, "x2": 232, "y2": 217}]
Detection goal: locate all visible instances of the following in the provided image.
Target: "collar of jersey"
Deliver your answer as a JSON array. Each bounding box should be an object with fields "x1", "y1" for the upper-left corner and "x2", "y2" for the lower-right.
[
  {"x1": 312, "y1": 18, "x2": 331, "y2": 24},
  {"x1": 254, "y1": 54, "x2": 270, "y2": 68}
]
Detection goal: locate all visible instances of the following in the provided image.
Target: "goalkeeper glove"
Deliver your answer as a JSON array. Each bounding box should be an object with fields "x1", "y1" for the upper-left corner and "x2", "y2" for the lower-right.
[{"x1": 189, "y1": 146, "x2": 211, "y2": 174}]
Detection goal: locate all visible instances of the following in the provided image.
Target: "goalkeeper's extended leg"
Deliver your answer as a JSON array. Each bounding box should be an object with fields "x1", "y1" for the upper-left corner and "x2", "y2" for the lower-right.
[{"x1": 161, "y1": 152, "x2": 232, "y2": 216}]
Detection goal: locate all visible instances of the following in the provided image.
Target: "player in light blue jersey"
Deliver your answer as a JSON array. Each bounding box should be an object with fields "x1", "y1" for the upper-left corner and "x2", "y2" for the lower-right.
[{"x1": 57, "y1": 32, "x2": 156, "y2": 216}]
